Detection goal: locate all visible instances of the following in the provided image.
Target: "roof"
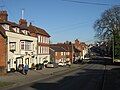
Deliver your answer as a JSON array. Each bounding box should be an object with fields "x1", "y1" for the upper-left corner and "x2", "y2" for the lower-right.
[
  {"x1": 19, "y1": 25, "x2": 28, "y2": 30},
  {"x1": 28, "y1": 24, "x2": 50, "y2": 37},
  {"x1": 0, "y1": 20, "x2": 20, "y2": 28},
  {"x1": 51, "y1": 43, "x2": 81, "y2": 52},
  {"x1": 52, "y1": 44, "x2": 73, "y2": 52},
  {"x1": 8, "y1": 21, "x2": 20, "y2": 28},
  {"x1": 50, "y1": 45, "x2": 67, "y2": 52},
  {"x1": 0, "y1": 20, "x2": 24, "y2": 35}
]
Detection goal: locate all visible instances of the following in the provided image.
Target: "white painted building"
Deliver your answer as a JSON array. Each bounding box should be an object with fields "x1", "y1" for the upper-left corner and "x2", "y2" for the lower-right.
[
  {"x1": 6, "y1": 31, "x2": 37, "y2": 71},
  {"x1": 0, "y1": 10, "x2": 50, "y2": 72},
  {"x1": 28, "y1": 24, "x2": 50, "y2": 64}
]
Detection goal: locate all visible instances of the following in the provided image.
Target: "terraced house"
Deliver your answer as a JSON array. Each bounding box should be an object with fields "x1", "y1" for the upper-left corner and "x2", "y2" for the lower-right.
[{"x1": 0, "y1": 10, "x2": 50, "y2": 74}]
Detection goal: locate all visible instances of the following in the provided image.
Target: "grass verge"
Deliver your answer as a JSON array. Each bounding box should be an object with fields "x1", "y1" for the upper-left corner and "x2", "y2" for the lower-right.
[{"x1": 0, "y1": 81, "x2": 15, "y2": 88}]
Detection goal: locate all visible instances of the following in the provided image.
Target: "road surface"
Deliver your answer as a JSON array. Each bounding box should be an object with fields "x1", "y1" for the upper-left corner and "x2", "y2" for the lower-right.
[{"x1": 9, "y1": 63, "x2": 106, "y2": 90}]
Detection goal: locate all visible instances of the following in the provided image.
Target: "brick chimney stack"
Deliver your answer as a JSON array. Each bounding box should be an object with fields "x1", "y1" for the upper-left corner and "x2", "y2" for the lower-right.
[
  {"x1": 0, "y1": 10, "x2": 8, "y2": 21},
  {"x1": 19, "y1": 19, "x2": 27, "y2": 27}
]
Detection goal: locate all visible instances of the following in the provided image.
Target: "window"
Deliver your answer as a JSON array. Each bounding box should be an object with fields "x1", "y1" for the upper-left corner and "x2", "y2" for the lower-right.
[
  {"x1": 38, "y1": 35, "x2": 41, "y2": 42},
  {"x1": 41, "y1": 36, "x2": 43, "y2": 43},
  {"x1": 21, "y1": 41, "x2": 31, "y2": 51},
  {"x1": 9, "y1": 42, "x2": 16, "y2": 51},
  {"x1": 21, "y1": 41, "x2": 24, "y2": 50},
  {"x1": 13, "y1": 27, "x2": 19, "y2": 33},
  {"x1": 43, "y1": 37, "x2": 44, "y2": 43},
  {"x1": 61, "y1": 52, "x2": 63, "y2": 55},
  {"x1": 25, "y1": 42, "x2": 31, "y2": 50},
  {"x1": 38, "y1": 46, "x2": 40, "y2": 54},
  {"x1": 2, "y1": 24, "x2": 9, "y2": 30},
  {"x1": 55, "y1": 52, "x2": 57, "y2": 56},
  {"x1": 67, "y1": 52, "x2": 69, "y2": 55},
  {"x1": 16, "y1": 28, "x2": 20, "y2": 33},
  {"x1": 22, "y1": 30, "x2": 28, "y2": 35},
  {"x1": 43, "y1": 47, "x2": 45, "y2": 53},
  {"x1": 41, "y1": 46, "x2": 43, "y2": 54}
]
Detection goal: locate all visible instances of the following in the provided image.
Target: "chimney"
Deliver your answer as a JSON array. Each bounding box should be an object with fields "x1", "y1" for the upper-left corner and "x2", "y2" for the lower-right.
[
  {"x1": 19, "y1": 19, "x2": 27, "y2": 27},
  {"x1": 0, "y1": 10, "x2": 8, "y2": 21}
]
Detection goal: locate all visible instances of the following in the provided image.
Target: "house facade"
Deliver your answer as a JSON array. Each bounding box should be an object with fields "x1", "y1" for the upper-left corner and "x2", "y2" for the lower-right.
[
  {"x1": 50, "y1": 39, "x2": 88, "y2": 63},
  {"x1": 50, "y1": 44, "x2": 68, "y2": 63},
  {"x1": 28, "y1": 23, "x2": 50, "y2": 64},
  {"x1": 50, "y1": 43, "x2": 77, "y2": 63},
  {"x1": 74, "y1": 39, "x2": 88, "y2": 59},
  {"x1": 0, "y1": 10, "x2": 50, "y2": 73}
]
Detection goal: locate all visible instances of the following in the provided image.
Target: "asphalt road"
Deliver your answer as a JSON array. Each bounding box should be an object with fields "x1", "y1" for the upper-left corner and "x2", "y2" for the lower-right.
[{"x1": 9, "y1": 63, "x2": 106, "y2": 90}]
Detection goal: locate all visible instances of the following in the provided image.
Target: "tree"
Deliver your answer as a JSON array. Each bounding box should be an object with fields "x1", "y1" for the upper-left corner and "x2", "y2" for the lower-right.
[
  {"x1": 94, "y1": 5, "x2": 120, "y2": 40},
  {"x1": 94, "y1": 5, "x2": 120, "y2": 58}
]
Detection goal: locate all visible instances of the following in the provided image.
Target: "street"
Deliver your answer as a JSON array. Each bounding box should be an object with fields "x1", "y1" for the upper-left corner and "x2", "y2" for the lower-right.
[{"x1": 8, "y1": 62, "x2": 107, "y2": 90}]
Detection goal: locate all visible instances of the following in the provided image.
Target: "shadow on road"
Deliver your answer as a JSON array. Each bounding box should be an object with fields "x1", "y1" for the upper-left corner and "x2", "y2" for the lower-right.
[
  {"x1": 85, "y1": 57, "x2": 113, "y2": 66},
  {"x1": 30, "y1": 67, "x2": 106, "y2": 90}
]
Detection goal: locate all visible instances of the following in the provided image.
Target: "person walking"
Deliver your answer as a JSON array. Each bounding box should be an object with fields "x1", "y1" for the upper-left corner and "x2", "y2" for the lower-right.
[
  {"x1": 23, "y1": 64, "x2": 29, "y2": 75},
  {"x1": 18, "y1": 64, "x2": 23, "y2": 74}
]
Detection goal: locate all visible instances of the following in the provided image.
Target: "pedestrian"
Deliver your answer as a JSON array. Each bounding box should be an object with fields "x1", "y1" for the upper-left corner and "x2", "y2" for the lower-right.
[
  {"x1": 23, "y1": 64, "x2": 29, "y2": 75},
  {"x1": 18, "y1": 64, "x2": 23, "y2": 74}
]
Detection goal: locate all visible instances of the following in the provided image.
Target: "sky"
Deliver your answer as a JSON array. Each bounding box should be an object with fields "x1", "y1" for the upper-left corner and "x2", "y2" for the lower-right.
[{"x1": 1, "y1": 0, "x2": 120, "y2": 44}]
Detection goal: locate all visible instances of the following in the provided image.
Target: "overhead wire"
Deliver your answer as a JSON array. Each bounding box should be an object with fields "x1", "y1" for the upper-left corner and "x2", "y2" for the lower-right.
[{"x1": 62, "y1": 0, "x2": 112, "y2": 6}]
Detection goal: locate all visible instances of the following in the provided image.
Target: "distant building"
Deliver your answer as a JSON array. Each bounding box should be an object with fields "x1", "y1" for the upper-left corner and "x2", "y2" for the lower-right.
[
  {"x1": 50, "y1": 39, "x2": 88, "y2": 63},
  {"x1": 50, "y1": 44, "x2": 67, "y2": 63}
]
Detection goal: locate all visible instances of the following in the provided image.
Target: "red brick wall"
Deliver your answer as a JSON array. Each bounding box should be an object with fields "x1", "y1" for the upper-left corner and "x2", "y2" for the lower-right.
[
  {"x1": 0, "y1": 34, "x2": 6, "y2": 67},
  {"x1": 55, "y1": 52, "x2": 61, "y2": 61}
]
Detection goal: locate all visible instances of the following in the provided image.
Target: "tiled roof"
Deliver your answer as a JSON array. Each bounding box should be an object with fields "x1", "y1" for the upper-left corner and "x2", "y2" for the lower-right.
[
  {"x1": 8, "y1": 21, "x2": 20, "y2": 28},
  {"x1": 0, "y1": 20, "x2": 24, "y2": 35},
  {"x1": 52, "y1": 44, "x2": 72, "y2": 52},
  {"x1": 50, "y1": 45, "x2": 67, "y2": 52},
  {"x1": 28, "y1": 24, "x2": 50, "y2": 37},
  {"x1": 19, "y1": 25, "x2": 28, "y2": 30},
  {"x1": 51, "y1": 43, "x2": 81, "y2": 52},
  {"x1": 0, "y1": 20, "x2": 50, "y2": 37}
]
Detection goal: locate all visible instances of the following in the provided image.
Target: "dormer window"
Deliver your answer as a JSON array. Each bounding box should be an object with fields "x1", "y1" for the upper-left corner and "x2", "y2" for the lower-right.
[
  {"x1": 22, "y1": 30, "x2": 28, "y2": 35},
  {"x1": 13, "y1": 27, "x2": 20, "y2": 33},
  {"x1": 16, "y1": 28, "x2": 20, "y2": 33},
  {"x1": 2, "y1": 24, "x2": 9, "y2": 31}
]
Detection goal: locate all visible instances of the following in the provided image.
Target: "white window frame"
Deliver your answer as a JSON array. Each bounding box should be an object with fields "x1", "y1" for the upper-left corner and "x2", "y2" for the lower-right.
[{"x1": 61, "y1": 52, "x2": 63, "y2": 55}]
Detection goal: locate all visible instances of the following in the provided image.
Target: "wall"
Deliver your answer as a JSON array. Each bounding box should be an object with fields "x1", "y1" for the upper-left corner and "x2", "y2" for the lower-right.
[
  {"x1": 6, "y1": 31, "x2": 37, "y2": 71},
  {"x1": 0, "y1": 34, "x2": 7, "y2": 74}
]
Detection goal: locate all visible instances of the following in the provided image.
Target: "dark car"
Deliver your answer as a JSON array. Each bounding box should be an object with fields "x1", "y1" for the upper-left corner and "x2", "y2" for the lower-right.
[{"x1": 46, "y1": 62, "x2": 58, "y2": 68}]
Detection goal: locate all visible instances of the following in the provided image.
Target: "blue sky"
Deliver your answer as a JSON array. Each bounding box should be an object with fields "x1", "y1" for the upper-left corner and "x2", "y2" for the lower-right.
[{"x1": 2, "y1": 0, "x2": 120, "y2": 44}]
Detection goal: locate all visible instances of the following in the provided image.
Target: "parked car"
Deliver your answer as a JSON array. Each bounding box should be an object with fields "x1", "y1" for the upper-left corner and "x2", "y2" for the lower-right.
[
  {"x1": 58, "y1": 61, "x2": 66, "y2": 67},
  {"x1": 65, "y1": 61, "x2": 71, "y2": 66},
  {"x1": 46, "y1": 62, "x2": 58, "y2": 68}
]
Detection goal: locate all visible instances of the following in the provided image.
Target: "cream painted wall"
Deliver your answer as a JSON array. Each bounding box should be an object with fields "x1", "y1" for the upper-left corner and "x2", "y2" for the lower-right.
[{"x1": 6, "y1": 31, "x2": 37, "y2": 71}]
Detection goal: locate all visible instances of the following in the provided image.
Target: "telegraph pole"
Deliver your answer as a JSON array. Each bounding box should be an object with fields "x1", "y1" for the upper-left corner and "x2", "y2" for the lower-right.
[
  {"x1": 113, "y1": 34, "x2": 115, "y2": 63},
  {"x1": 72, "y1": 43, "x2": 74, "y2": 63}
]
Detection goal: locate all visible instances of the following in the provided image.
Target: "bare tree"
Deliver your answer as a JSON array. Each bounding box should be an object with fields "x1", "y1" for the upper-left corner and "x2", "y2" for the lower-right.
[
  {"x1": 94, "y1": 5, "x2": 120, "y2": 41},
  {"x1": 94, "y1": 5, "x2": 120, "y2": 58}
]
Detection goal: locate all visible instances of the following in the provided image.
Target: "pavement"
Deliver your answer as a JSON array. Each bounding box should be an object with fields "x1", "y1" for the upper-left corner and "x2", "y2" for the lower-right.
[{"x1": 0, "y1": 64, "x2": 83, "y2": 90}]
